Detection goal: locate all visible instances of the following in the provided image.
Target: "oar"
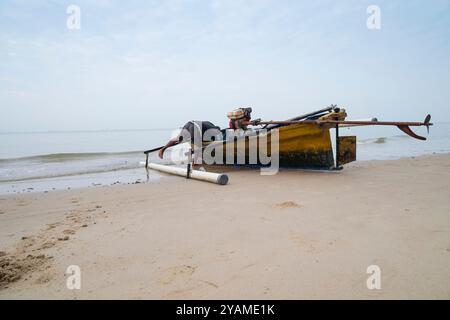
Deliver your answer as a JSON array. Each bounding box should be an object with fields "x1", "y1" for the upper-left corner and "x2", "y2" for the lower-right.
[
  {"x1": 263, "y1": 105, "x2": 336, "y2": 129},
  {"x1": 286, "y1": 104, "x2": 337, "y2": 121}
]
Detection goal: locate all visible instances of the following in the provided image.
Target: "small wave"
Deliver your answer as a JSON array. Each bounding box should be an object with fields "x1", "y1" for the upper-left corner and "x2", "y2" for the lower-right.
[
  {"x1": 0, "y1": 162, "x2": 144, "y2": 183},
  {"x1": 358, "y1": 137, "x2": 388, "y2": 145},
  {"x1": 0, "y1": 150, "x2": 171, "y2": 183},
  {"x1": 374, "y1": 137, "x2": 386, "y2": 144},
  {"x1": 391, "y1": 134, "x2": 412, "y2": 139},
  {"x1": 0, "y1": 151, "x2": 143, "y2": 163}
]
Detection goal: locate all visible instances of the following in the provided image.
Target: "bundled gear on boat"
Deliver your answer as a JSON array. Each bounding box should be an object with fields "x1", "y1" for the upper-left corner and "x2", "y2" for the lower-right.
[
  {"x1": 318, "y1": 108, "x2": 347, "y2": 121},
  {"x1": 227, "y1": 107, "x2": 251, "y2": 120},
  {"x1": 227, "y1": 107, "x2": 259, "y2": 130}
]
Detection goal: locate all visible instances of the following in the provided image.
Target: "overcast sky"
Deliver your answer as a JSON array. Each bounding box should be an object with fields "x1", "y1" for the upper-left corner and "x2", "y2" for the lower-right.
[{"x1": 0, "y1": 0, "x2": 449, "y2": 132}]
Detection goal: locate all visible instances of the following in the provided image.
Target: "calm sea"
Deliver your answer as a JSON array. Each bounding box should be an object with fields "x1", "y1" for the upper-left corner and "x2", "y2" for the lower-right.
[{"x1": 1, "y1": 124, "x2": 449, "y2": 194}]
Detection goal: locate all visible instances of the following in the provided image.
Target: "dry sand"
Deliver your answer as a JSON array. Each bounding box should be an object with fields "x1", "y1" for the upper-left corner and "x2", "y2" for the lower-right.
[{"x1": 0, "y1": 154, "x2": 449, "y2": 299}]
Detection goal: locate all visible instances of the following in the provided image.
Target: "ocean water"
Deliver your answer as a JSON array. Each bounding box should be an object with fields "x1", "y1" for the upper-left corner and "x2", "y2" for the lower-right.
[
  {"x1": 0, "y1": 124, "x2": 449, "y2": 194},
  {"x1": 335, "y1": 122, "x2": 450, "y2": 161},
  {"x1": 0, "y1": 129, "x2": 178, "y2": 194}
]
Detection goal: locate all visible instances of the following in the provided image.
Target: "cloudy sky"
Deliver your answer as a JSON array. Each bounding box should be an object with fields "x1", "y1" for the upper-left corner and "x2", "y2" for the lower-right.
[{"x1": 0, "y1": 0, "x2": 449, "y2": 132}]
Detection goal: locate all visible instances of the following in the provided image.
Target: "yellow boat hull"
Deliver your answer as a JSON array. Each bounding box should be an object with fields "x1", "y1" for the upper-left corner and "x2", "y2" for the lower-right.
[
  {"x1": 276, "y1": 123, "x2": 334, "y2": 168},
  {"x1": 201, "y1": 123, "x2": 335, "y2": 169}
]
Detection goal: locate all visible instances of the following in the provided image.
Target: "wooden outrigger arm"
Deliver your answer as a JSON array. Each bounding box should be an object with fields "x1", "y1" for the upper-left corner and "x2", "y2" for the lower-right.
[
  {"x1": 143, "y1": 146, "x2": 164, "y2": 169},
  {"x1": 258, "y1": 114, "x2": 433, "y2": 141}
]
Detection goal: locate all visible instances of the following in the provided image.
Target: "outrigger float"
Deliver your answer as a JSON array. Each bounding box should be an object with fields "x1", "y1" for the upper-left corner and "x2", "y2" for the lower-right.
[{"x1": 144, "y1": 105, "x2": 432, "y2": 184}]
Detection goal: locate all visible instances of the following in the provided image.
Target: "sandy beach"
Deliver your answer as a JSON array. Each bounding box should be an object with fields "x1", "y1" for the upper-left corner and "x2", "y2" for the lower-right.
[{"x1": 0, "y1": 153, "x2": 449, "y2": 299}]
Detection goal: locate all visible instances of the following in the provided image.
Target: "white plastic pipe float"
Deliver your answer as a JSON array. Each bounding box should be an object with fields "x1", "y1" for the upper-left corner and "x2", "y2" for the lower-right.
[
  {"x1": 339, "y1": 118, "x2": 378, "y2": 127},
  {"x1": 146, "y1": 162, "x2": 229, "y2": 185}
]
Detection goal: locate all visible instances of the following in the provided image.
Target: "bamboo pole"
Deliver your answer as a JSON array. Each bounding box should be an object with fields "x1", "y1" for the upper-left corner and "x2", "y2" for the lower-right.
[
  {"x1": 258, "y1": 115, "x2": 432, "y2": 140},
  {"x1": 258, "y1": 119, "x2": 432, "y2": 127}
]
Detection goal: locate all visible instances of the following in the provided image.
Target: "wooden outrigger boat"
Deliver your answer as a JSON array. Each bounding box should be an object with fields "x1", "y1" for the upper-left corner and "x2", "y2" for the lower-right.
[
  {"x1": 144, "y1": 105, "x2": 432, "y2": 172},
  {"x1": 199, "y1": 105, "x2": 432, "y2": 170}
]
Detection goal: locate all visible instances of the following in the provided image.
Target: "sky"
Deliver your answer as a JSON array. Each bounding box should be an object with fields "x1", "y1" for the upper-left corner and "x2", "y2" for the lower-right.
[{"x1": 0, "y1": 0, "x2": 449, "y2": 132}]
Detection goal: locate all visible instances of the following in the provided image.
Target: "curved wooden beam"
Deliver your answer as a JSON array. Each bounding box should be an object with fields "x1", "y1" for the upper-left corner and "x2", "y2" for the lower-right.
[{"x1": 397, "y1": 125, "x2": 426, "y2": 140}]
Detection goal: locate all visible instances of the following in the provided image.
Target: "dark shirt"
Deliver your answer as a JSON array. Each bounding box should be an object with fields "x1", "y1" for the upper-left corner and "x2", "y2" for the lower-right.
[{"x1": 178, "y1": 121, "x2": 221, "y2": 144}]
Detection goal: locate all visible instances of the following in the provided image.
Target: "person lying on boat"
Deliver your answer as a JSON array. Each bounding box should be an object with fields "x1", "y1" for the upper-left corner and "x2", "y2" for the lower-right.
[
  {"x1": 158, "y1": 121, "x2": 221, "y2": 159},
  {"x1": 227, "y1": 107, "x2": 261, "y2": 130}
]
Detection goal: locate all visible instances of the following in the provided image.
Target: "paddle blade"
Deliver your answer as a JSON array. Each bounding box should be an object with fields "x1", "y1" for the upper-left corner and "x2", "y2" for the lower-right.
[
  {"x1": 424, "y1": 114, "x2": 431, "y2": 133},
  {"x1": 397, "y1": 125, "x2": 426, "y2": 140}
]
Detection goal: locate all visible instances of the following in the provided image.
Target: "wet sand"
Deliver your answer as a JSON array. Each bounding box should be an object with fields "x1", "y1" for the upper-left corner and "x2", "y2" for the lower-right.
[{"x1": 0, "y1": 154, "x2": 449, "y2": 299}]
